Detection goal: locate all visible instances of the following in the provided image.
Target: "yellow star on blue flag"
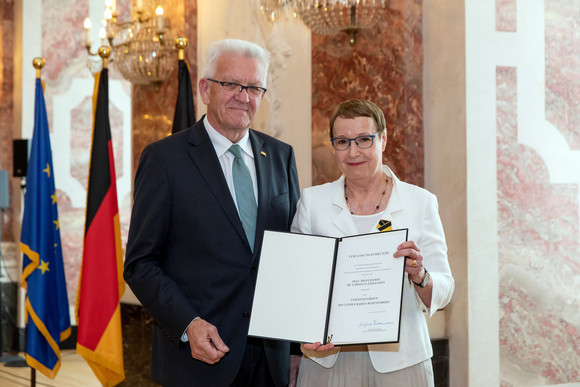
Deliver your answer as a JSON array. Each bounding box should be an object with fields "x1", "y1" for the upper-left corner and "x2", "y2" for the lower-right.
[{"x1": 38, "y1": 260, "x2": 50, "y2": 274}]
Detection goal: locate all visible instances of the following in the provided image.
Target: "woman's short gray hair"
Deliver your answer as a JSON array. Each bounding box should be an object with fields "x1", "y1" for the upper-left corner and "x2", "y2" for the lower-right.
[{"x1": 203, "y1": 39, "x2": 270, "y2": 87}]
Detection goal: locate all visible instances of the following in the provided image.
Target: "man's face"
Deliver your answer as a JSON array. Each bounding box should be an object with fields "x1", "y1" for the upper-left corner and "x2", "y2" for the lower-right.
[{"x1": 200, "y1": 52, "x2": 266, "y2": 137}]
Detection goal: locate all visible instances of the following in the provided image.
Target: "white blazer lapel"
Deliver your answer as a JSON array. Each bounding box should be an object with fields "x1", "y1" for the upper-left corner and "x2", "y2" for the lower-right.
[
  {"x1": 381, "y1": 166, "x2": 403, "y2": 226},
  {"x1": 330, "y1": 176, "x2": 358, "y2": 236}
]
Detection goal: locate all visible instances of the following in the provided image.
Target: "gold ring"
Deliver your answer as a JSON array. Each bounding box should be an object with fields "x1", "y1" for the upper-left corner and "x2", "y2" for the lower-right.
[{"x1": 412, "y1": 260, "x2": 417, "y2": 268}]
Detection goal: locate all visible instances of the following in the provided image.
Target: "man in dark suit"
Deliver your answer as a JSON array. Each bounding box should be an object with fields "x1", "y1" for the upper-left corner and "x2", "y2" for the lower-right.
[{"x1": 124, "y1": 38, "x2": 300, "y2": 387}]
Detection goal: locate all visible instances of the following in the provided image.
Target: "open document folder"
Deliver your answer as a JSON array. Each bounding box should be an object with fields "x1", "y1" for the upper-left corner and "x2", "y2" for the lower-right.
[{"x1": 249, "y1": 229, "x2": 408, "y2": 346}]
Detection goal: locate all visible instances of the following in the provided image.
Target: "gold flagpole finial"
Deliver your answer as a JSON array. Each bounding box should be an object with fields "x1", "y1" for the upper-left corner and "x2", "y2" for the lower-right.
[
  {"x1": 98, "y1": 46, "x2": 112, "y2": 69},
  {"x1": 32, "y1": 57, "x2": 46, "y2": 79},
  {"x1": 175, "y1": 37, "x2": 188, "y2": 61}
]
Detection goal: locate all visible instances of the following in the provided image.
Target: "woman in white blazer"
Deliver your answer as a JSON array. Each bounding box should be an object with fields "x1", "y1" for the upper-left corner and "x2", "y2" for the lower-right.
[{"x1": 291, "y1": 100, "x2": 454, "y2": 387}]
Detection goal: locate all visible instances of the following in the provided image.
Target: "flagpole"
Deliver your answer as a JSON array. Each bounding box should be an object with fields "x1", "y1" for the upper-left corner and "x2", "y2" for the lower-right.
[{"x1": 27, "y1": 56, "x2": 46, "y2": 387}]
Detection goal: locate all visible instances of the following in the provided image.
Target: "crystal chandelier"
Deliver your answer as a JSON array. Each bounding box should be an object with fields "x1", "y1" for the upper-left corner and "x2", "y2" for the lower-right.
[
  {"x1": 84, "y1": 0, "x2": 176, "y2": 90},
  {"x1": 260, "y1": 0, "x2": 387, "y2": 45}
]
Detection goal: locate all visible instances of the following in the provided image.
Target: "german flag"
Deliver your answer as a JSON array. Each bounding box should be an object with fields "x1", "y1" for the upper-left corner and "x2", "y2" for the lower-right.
[{"x1": 75, "y1": 68, "x2": 125, "y2": 386}]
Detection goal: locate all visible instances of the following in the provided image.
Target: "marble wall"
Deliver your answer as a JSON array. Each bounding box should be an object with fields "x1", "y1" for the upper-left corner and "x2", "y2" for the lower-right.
[
  {"x1": 0, "y1": 0, "x2": 16, "y2": 244},
  {"x1": 496, "y1": 1, "x2": 580, "y2": 384},
  {"x1": 465, "y1": 0, "x2": 580, "y2": 385},
  {"x1": 311, "y1": 0, "x2": 424, "y2": 187}
]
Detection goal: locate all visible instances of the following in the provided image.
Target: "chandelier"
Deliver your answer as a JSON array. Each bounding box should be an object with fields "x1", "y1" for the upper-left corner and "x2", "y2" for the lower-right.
[
  {"x1": 84, "y1": 0, "x2": 176, "y2": 90},
  {"x1": 260, "y1": 0, "x2": 387, "y2": 45}
]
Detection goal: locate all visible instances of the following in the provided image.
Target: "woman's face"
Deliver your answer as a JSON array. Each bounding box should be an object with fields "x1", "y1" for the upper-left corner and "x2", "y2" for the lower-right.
[{"x1": 332, "y1": 116, "x2": 386, "y2": 183}]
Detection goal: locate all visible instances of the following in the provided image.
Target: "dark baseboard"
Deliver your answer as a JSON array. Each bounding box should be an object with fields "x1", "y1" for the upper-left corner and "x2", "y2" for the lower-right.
[{"x1": 432, "y1": 338, "x2": 450, "y2": 387}]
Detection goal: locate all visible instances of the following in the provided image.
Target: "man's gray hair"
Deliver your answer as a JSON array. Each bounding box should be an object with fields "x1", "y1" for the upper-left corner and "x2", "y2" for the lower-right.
[{"x1": 203, "y1": 39, "x2": 270, "y2": 87}]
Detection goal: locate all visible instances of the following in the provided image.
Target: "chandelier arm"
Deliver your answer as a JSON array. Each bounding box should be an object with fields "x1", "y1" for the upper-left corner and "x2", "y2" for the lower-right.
[{"x1": 83, "y1": 6, "x2": 177, "y2": 84}]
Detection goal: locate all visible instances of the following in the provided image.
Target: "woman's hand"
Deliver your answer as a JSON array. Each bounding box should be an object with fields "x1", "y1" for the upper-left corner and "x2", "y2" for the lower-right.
[
  {"x1": 394, "y1": 240, "x2": 425, "y2": 284},
  {"x1": 395, "y1": 240, "x2": 432, "y2": 307},
  {"x1": 302, "y1": 342, "x2": 336, "y2": 352}
]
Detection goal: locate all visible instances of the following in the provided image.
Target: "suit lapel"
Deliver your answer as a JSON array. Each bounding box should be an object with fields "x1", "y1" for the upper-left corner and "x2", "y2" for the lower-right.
[{"x1": 186, "y1": 121, "x2": 248, "y2": 246}]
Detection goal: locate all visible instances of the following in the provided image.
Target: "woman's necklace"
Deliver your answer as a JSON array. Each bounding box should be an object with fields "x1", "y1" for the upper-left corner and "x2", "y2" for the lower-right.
[{"x1": 344, "y1": 174, "x2": 389, "y2": 215}]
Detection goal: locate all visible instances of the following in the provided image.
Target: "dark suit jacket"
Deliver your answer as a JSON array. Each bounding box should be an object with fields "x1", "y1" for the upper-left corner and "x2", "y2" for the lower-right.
[{"x1": 124, "y1": 117, "x2": 300, "y2": 386}]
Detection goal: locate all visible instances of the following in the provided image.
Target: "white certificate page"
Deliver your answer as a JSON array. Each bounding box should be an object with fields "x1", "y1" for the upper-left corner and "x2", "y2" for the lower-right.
[
  {"x1": 326, "y1": 229, "x2": 407, "y2": 345},
  {"x1": 248, "y1": 231, "x2": 337, "y2": 343}
]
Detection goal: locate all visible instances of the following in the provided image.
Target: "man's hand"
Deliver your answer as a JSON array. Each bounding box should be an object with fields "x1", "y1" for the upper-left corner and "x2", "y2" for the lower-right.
[
  {"x1": 288, "y1": 355, "x2": 301, "y2": 387},
  {"x1": 186, "y1": 318, "x2": 230, "y2": 364}
]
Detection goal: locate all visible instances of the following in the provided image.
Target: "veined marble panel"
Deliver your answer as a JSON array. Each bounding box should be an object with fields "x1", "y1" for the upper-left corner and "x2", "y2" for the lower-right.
[
  {"x1": 545, "y1": 0, "x2": 580, "y2": 151},
  {"x1": 496, "y1": 0, "x2": 517, "y2": 32},
  {"x1": 497, "y1": 66, "x2": 580, "y2": 386},
  {"x1": 495, "y1": 1, "x2": 580, "y2": 385},
  {"x1": 467, "y1": 0, "x2": 580, "y2": 385}
]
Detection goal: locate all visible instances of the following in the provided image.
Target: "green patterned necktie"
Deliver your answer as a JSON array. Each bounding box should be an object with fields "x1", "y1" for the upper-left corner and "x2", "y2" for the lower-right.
[{"x1": 229, "y1": 144, "x2": 257, "y2": 251}]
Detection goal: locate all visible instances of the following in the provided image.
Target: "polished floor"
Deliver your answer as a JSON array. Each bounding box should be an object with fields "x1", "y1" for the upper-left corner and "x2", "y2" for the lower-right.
[{"x1": 0, "y1": 351, "x2": 100, "y2": 387}]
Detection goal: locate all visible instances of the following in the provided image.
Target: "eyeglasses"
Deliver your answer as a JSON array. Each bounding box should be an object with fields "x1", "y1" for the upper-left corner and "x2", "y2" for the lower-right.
[
  {"x1": 207, "y1": 78, "x2": 267, "y2": 97},
  {"x1": 330, "y1": 134, "x2": 378, "y2": 151}
]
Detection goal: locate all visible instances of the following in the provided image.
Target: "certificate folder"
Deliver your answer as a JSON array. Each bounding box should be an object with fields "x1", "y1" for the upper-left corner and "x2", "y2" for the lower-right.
[{"x1": 249, "y1": 228, "x2": 408, "y2": 346}]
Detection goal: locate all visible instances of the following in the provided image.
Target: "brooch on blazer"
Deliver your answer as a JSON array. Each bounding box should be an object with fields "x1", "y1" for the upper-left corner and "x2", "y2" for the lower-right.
[
  {"x1": 260, "y1": 151, "x2": 267, "y2": 156},
  {"x1": 377, "y1": 219, "x2": 392, "y2": 232}
]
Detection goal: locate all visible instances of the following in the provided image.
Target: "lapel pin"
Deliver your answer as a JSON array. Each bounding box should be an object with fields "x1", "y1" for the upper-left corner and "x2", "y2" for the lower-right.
[
  {"x1": 377, "y1": 219, "x2": 392, "y2": 232},
  {"x1": 260, "y1": 151, "x2": 267, "y2": 157}
]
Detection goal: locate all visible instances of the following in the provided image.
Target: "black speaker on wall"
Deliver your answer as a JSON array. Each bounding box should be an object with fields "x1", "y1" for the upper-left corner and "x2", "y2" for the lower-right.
[{"x1": 13, "y1": 139, "x2": 30, "y2": 178}]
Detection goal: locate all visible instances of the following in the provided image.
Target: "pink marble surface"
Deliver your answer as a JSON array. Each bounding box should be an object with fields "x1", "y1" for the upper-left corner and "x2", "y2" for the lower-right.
[
  {"x1": 496, "y1": 0, "x2": 516, "y2": 32},
  {"x1": 497, "y1": 65, "x2": 580, "y2": 384},
  {"x1": 1, "y1": 0, "x2": 15, "y2": 243},
  {"x1": 311, "y1": 0, "x2": 424, "y2": 187},
  {"x1": 59, "y1": 101, "x2": 89, "y2": 301},
  {"x1": 70, "y1": 96, "x2": 95, "y2": 191},
  {"x1": 41, "y1": 0, "x2": 89, "y2": 83},
  {"x1": 496, "y1": 1, "x2": 580, "y2": 383},
  {"x1": 545, "y1": 0, "x2": 580, "y2": 150},
  {"x1": 67, "y1": 88, "x2": 127, "y2": 194}
]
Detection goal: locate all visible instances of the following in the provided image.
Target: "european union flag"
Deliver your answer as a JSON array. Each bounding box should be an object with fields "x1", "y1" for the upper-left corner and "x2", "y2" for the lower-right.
[{"x1": 20, "y1": 78, "x2": 71, "y2": 379}]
